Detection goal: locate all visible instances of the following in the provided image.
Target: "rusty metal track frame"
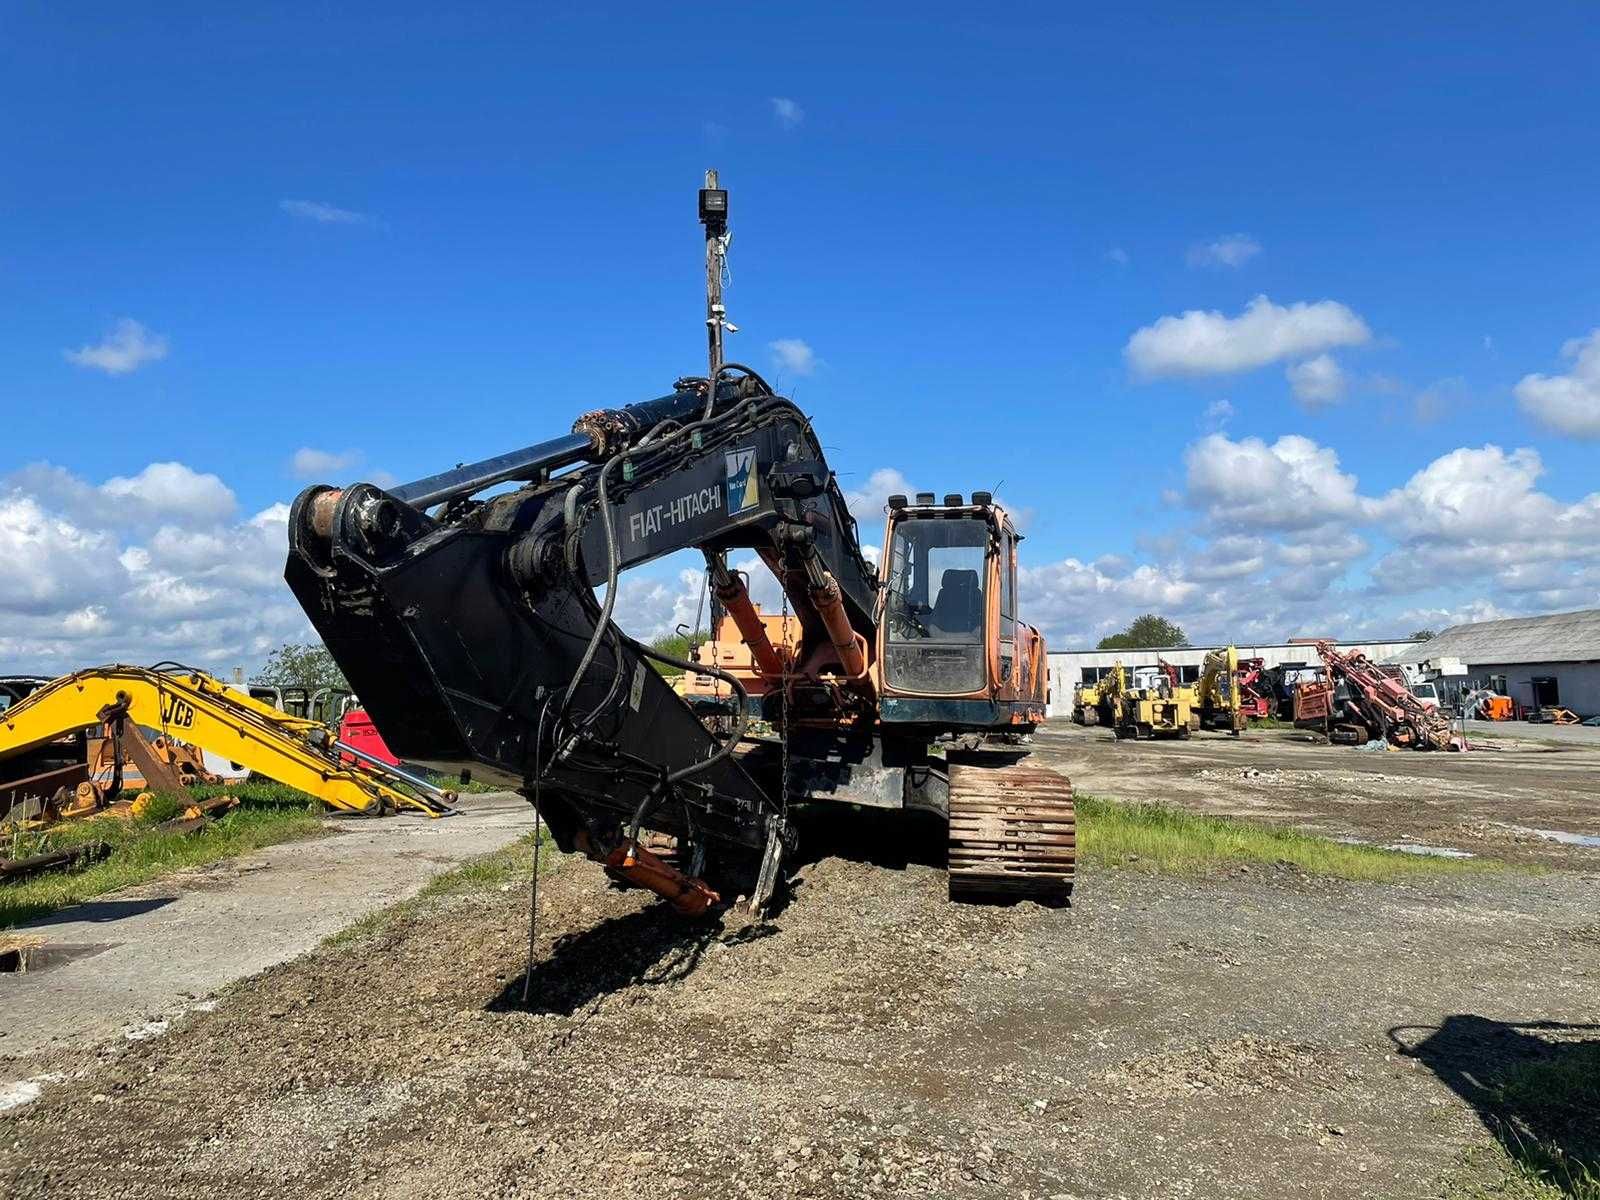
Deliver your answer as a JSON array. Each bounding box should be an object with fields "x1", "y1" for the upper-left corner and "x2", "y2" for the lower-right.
[{"x1": 947, "y1": 759, "x2": 1075, "y2": 904}]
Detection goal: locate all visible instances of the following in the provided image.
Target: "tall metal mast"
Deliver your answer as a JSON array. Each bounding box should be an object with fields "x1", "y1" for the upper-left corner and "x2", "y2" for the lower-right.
[{"x1": 698, "y1": 169, "x2": 731, "y2": 414}]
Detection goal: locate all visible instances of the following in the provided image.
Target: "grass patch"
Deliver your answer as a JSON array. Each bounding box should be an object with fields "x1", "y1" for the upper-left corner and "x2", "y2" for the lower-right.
[
  {"x1": 1246, "y1": 714, "x2": 1288, "y2": 729},
  {"x1": 323, "y1": 828, "x2": 555, "y2": 948},
  {"x1": 1448, "y1": 1042, "x2": 1600, "y2": 1199},
  {"x1": 1, "y1": 781, "x2": 326, "y2": 929},
  {"x1": 1076, "y1": 794, "x2": 1501, "y2": 882},
  {"x1": 455, "y1": 777, "x2": 513, "y2": 795}
]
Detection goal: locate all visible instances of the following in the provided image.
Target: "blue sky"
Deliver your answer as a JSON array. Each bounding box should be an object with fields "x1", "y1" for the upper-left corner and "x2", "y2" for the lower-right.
[{"x1": 4, "y1": 5, "x2": 1600, "y2": 671}]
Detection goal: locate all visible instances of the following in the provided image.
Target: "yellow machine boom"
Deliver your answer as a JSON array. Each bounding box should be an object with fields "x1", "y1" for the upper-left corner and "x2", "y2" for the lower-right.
[{"x1": 0, "y1": 666, "x2": 453, "y2": 817}]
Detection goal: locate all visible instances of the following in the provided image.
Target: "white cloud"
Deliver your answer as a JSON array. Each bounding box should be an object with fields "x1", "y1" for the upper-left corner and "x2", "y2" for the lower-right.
[
  {"x1": 100, "y1": 462, "x2": 237, "y2": 524},
  {"x1": 1186, "y1": 234, "x2": 1261, "y2": 269},
  {"x1": 587, "y1": 434, "x2": 1600, "y2": 654},
  {"x1": 0, "y1": 464, "x2": 310, "y2": 675},
  {"x1": 844, "y1": 468, "x2": 915, "y2": 519},
  {"x1": 63, "y1": 318, "x2": 168, "y2": 376},
  {"x1": 1286, "y1": 353, "x2": 1347, "y2": 408},
  {"x1": 280, "y1": 199, "x2": 370, "y2": 225},
  {"x1": 770, "y1": 97, "x2": 805, "y2": 130},
  {"x1": 768, "y1": 338, "x2": 816, "y2": 377},
  {"x1": 609, "y1": 567, "x2": 709, "y2": 644},
  {"x1": 1178, "y1": 435, "x2": 1600, "y2": 619},
  {"x1": 1184, "y1": 433, "x2": 1370, "y2": 531},
  {"x1": 0, "y1": 495, "x2": 123, "y2": 616},
  {"x1": 1104, "y1": 246, "x2": 1130, "y2": 267},
  {"x1": 1124, "y1": 295, "x2": 1371, "y2": 380},
  {"x1": 1515, "y1": 328, "x2": 1600, "y2": 438},
  {"x1": 1373, "y1": 445, "x2": 1587, "y2": 545},
  {"x1": 291, "y1": 447, "x2": 361, "y2": 477}
]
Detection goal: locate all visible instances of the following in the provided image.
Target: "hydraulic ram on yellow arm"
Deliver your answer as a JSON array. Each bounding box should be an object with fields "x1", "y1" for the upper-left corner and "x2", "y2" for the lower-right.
[{"x1": 0, "y1": 666, "x2": 454, "y2": 817}]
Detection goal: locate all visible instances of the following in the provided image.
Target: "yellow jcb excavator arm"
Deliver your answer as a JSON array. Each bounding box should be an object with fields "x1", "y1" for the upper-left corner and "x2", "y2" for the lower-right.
[
  {"x1": 1196, "y1": 645, "x2": 1240, "y2": 710},
  {"x1": 0, "y1": 666, "x2": 452, "y2": 817}
]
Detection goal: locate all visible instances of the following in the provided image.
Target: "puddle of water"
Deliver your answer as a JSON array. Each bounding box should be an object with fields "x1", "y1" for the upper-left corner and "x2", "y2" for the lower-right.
[
  {"x1": 1383, "y1": 842, "x2": 1476, "y2": 859},
  {"x1": 1521, "y1": 826, "x2": 1600, "y2": 849},
  {"x1": 1334, "y1": 835, "x2": 1476, "y2": 859}
]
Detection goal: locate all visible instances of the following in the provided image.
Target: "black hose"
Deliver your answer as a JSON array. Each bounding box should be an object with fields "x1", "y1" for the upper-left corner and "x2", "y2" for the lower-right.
[{"x1": 560, "y1": 455, "x2": 624, "y2": 720}]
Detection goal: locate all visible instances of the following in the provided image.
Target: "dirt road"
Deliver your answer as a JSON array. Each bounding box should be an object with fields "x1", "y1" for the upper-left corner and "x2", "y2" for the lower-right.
[
  {"x1": 0, "y1": 792, "x2": 534, "y2": 1069},
  {"x1": 1033, "y1": 723, "x2": 1600, "y2": 868},
  {"x1": 2, "y1": 802, "x2": 1595, "y2": 1199}
]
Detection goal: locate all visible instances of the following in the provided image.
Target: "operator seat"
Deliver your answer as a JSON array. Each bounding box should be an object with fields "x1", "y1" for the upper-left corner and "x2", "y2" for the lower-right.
[{"x1": 930, "y1": 569, "x2": 982, "y2": 638}]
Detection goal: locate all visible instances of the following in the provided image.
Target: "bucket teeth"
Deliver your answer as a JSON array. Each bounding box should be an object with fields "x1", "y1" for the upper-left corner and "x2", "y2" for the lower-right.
[{"x1": 947, "y1": 761, "x2": 1075, "y2": 904}]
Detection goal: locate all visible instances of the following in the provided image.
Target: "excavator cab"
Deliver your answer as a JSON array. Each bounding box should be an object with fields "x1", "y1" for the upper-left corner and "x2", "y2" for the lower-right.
[{"x1": 878, "y1": 491, "x2": 1046, "y2": 732}]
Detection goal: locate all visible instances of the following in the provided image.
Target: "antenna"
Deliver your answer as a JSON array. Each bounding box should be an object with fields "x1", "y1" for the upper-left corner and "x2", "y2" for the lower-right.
[{"x1": 698, "y1": 169, "x2": 732, "y2": 416}]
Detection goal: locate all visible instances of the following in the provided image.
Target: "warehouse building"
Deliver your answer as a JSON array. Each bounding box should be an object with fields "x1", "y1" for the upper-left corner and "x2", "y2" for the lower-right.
[
  {"x1": 1046, "y1": 637, "x2": 1419, "y2": 717},
  {"x1": 1387, "y1": 607, "x2": 1600, "y2": 717}
]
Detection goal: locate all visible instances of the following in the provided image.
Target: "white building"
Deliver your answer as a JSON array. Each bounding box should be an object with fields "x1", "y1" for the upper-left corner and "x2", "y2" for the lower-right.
[
  {"x1": 1046, "y1": 638, "x2": 1420, "y2": 717},
  {"x1": 1386, "y1": 607, "x2": 1600, "y2": 716}
]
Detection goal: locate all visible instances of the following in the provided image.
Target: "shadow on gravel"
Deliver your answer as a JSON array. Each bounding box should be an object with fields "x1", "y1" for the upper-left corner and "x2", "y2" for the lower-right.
[
  {"x1": 488, "y1": 903, "x2": 779, "y2": 1016},
  {"x1": 1392, "y1": 1014, "x2": 1600, "y2": 1193}
]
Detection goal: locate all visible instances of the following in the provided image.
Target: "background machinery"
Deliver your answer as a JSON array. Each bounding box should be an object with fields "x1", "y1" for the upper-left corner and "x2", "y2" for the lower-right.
[
  {"x1": 283, "y1": 174, "x2": 1074, "y2": 912},
  {"x1": 1113, "y1": 662, "x2": 1194, "y2": 740},
  {"x1": 1194, "y1": 645, "x2": 1272, "y2": 734},
  {"x1": 1072, "y1": 676, "x2": 1102, "y2": 726},
  {"x1": 0, "y1": 666, "x2": 456, "y2": 825},
  {"x1": 1293, "y1": 642, "x2": 1460, "y2": 750}
]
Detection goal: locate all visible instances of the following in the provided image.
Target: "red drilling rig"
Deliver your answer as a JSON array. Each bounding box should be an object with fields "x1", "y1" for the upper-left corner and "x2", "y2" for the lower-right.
[{"x1": 1294, "y1": 642, "x2": 1460, "y2": 750}]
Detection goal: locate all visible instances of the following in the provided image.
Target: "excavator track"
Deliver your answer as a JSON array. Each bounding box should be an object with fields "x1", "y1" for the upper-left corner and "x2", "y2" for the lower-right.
[{"x1": 946, "y1": 758, "x2": 1075, "y2": 904}]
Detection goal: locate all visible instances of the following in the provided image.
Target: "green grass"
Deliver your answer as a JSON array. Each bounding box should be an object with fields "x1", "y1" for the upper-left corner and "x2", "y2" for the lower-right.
[
  {"x1": 1075, "y1": 794, "x2": 1501, "y2": 882},
  {"x1": 1246, "y1": 714, "x2": 1288, "y2": 729},
  {"x1": 455, "y1": 776, "x2": 513, "y2": 794},
  {"x1": 323, "y1": 828, "x2": 555, "y2": 947},
  {"x1": 1, "y1": 782, "x2": 326, "y2": 929},
  {"x1": 1448, "y1": 1042, "x2": 1600, "y2": 1199}
]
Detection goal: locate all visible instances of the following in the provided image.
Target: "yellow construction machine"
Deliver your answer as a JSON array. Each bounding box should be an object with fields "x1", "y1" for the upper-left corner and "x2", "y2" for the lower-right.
[
  {"x1": 1195, "y1": 645, "x2": 1247, "y2": 736},
  {"x1": 1108, "y1": 661, "x2": 1195, "y2": 740},
  {"x1": 0, "y1": 666, "x2": 456, "y2": 827},
  {"x1": 1071, "y1": 677, "x2": 1102, "y2": 725}
]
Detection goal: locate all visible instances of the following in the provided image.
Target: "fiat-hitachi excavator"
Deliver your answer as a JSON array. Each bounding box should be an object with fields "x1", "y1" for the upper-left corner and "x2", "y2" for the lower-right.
[{"x1": 283, "y1": 174, "x2": 1074, "y2": 914}]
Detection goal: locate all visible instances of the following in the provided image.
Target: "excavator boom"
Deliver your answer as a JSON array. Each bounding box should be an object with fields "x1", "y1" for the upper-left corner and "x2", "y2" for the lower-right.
[{"x1": 287, "y1": 381, "x2": 878, "y2": 870}]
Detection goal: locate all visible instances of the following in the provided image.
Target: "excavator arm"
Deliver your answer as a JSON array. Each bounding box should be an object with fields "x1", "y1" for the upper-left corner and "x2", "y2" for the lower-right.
[
  {"x1": 285, "y1": 377, "x2": 880, "y2": 878},
  {"x1": 0, "y1": 666, "x2": 453, "y2": 817}
]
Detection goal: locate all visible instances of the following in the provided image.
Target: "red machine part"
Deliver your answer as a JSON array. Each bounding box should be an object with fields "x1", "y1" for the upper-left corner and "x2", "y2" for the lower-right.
[
  {"x1": 1313, "y1": 642, "x2": 1458, "y2": 751},
  {"x1": 338, "y1": 708, "x2": 400, "y2": 767},
  {"x1": 1236, "y1": 657, "x2": 1272, "y2": 719}
]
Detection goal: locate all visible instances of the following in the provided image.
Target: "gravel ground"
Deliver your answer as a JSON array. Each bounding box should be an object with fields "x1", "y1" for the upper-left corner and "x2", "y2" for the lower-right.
[
  {"x1": 2, "y1": 807, "x2": 1595, "y2": 1199},
  {"x1": 1033, "y1": 723, "x2": 1600, "y2": 869}
]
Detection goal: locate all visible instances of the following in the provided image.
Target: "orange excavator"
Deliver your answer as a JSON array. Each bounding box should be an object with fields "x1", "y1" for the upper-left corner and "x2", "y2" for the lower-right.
[{"x1": 283, "y1": 173, "x2": 1073, "y2": 913}]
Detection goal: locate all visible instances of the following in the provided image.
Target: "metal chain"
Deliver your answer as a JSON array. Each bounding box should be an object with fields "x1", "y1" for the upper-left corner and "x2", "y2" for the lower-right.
[{"x1": 779, "y1": 586, "x2": 791, "y2": 819}]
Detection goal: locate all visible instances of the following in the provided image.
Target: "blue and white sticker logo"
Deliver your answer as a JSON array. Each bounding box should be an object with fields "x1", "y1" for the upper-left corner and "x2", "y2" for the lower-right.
[{"x1": 725, "y1": 447, "x2": 759, "y2": 515}]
